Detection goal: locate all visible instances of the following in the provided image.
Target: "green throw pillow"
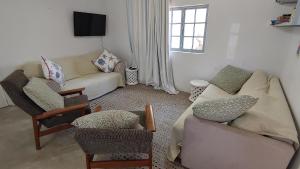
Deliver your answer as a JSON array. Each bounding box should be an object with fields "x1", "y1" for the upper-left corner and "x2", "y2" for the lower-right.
[
  {"x1": 23, "y1": 77, "x2": 64, "y2": 111},
  {"x1": 210, "y1": 65, "x2": 252, "y2": 94},
  {"x1": 72, "y1": 110, "x2": 140, "y2": 129},
  {"x1": 192, "y1": 95, "x2": 258, "y2": 123}
]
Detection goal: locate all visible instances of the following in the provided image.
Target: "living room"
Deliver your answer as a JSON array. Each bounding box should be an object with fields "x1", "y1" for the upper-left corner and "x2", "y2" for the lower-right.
[{"x1": 0, "y1": 0, "x2": 300, "y2": 169}]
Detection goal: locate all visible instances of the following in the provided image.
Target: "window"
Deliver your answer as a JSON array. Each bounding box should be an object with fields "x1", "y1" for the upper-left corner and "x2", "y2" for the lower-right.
[{"x1": 169, "y1": 5, "x2": 208, "y2": 53}]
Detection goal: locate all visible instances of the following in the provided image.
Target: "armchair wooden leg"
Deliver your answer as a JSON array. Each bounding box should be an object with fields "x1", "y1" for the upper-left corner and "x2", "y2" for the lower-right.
[
  {"x1": 32, "y1": 118, "x2": 41, "y2": 150},
  {"x1": 86, "y1": 153, "x2": 93, "y2": 169},
  {"x1": 149, "y1": 148, "x2": 153, "y2": 169}
]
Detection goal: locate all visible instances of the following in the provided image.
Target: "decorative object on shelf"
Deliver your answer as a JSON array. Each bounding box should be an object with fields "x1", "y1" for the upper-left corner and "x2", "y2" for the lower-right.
[
  {"x1": 126, "y1": 67, "x2": 138, "y2": 85},
  {"x1": 189, "y1": 80, "x2": 209, "y2": 102},
  {"x1": 272, "y1": 0, "x2": 300, "y2": 27},
  {"x1": 271, "y1": 14, "x2": 292, "y2": 25}
]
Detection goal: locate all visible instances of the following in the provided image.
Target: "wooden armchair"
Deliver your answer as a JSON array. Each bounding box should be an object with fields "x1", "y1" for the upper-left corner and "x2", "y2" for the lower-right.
[
  {"x1": 74, "y1": 104, "x2": 156, "y2": 169},
  {"x1": 1, "y1": 70, "x2": 91, "y2": 150}
]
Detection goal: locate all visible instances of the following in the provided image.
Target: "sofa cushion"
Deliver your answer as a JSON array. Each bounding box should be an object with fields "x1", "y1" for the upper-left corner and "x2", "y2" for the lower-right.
[
  {"x1": 22, "y1": 62, "x2": 44, "y2": 78},
  {"x1": 62, "y1": 72, "x2": 124, "y2": 100},
  {"x1": 55, "y1": 58, "x2": 80, "y2": 81},
  {"x1": 93, "y1": 50, "x2": 120, "y2": 73},
  {"x1": 210, "y1": 65, "x2": 252, "y2": 94},
  {"x1": 201, "y1": 84, "x2": 233, "y2": 99},
  {"x1": 74, "y1": 51, "x2": 101, "y2": 75},
  {"x1": 41, "y1": 57, "x2": 65, "y2": 85},
  {"x1": 192, "y1": 95, "x2": 258, "y2": 123},
  {"x1": 238, "y1": 70, "x2": 269, "y2": 97},
  {"x1": 72, "y1": 110, "x2": 140, "y2": 129},
  {"x1": 23, "y1": 77, "x2": 64, "y2": 111}
]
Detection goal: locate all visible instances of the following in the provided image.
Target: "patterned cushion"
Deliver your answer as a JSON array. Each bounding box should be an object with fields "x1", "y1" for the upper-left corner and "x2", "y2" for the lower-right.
[
  {"x1": 41, "y1": 56, "x2": 65, "y2": 85},
  {"x1": 210, "y1": 65, "x2": 252, "y2": 94},
  {"x1": 72, "y1": 110, "x2": 140, "y2": 129},
  {"x1": 93, "y1": 50, "x2": 120, "y2": 73},
  {"x1": 23, "y1": 77, "x2": 65, "y2": 111},
  {"x1": 192, "y1": 95, "x2": 258, "y2": 122}
]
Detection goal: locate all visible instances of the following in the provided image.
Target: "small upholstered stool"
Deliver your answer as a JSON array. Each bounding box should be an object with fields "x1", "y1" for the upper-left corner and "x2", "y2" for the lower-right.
[
  {"x1": 189, "y1": 80, "x2": 209, "y2": 102},
  {"x1": 74, "y1": 105, "x2": 155, "y2": 169}
]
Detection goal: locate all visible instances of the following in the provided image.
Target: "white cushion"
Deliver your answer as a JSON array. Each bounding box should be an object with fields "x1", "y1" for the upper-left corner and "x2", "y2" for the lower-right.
[
  {"x1": 41, "y1": 57, "x2": 65, "y2": 85},
  {"x1": 93, "y1": 50, "x2": 120, "y2": 73}
]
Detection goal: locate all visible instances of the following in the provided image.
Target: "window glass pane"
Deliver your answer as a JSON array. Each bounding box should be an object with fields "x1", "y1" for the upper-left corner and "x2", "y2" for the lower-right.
[
  {"x1": 171, "y1": 37, "x2": 180, "y2": 48},
  {"x1": 185, "y1": 9, "x2": 195, "y2": 23},
  {"x1": 184, "y1": 24, "x2": 194, "y2": 36},
  {"x1": 173, "y1": 10, "x2": 182, "y2": 23},
  {"x1": 172, "y1": 24, "x2": 181, "y2": 36},
  {"x1": 194, "y1": 24, "x2": 205, "y2": 37},
  {"x1": 193, "y1": 37, "x2": 204, "y2": 50},
  {"x1": 196, "y1": 8, "x2": 207, "y2": 23},
  {"x1": 183, "y1": 37, "x2": 193, "y2": 49},
  {"x1": 169, "y1": 11, "x2": 172, "y2": 23}
]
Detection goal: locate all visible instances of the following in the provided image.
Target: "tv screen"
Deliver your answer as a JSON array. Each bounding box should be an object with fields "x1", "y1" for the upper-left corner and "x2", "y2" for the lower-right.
[{"x1": 74, "y1": 11, "x2": 106, "y2": 36}]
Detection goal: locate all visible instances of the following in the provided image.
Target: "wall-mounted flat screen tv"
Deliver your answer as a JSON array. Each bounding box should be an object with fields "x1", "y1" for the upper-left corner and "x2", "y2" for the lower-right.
[{"x1": 74, "y1": 11, "x2": 106, "y2": 36}]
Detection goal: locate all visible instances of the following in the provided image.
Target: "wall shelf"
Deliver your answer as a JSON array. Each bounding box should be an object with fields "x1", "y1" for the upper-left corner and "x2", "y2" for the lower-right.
[{"x1": 272, "y1": 22, "x2": 300, "y2": 27}]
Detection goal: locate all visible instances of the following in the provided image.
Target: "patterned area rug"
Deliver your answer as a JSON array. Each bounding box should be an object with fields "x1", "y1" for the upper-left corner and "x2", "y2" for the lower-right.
[{"x1": 90, "y1": 84, "x2": 191, "y2": 169}]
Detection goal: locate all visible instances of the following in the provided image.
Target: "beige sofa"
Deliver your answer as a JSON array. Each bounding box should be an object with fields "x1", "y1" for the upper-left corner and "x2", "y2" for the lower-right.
[
  {"x1": 168, "y1": 70, "x2": 299, "y2": 169},
  {"x1": 21, "y1": 50, "x2": 125, "y2": 100}
]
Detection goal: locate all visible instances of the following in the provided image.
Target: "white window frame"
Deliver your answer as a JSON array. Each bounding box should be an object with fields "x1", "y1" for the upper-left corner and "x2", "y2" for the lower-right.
[{"x1": 170, "y1": 5, "x2": 209, "y2": 53}]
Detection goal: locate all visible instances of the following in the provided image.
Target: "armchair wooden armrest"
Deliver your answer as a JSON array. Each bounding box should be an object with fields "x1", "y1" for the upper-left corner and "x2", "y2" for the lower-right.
[
  {"x1": 58, "y1": 87, "x2": 85, "y2": 96},
  {"x1": 145, "y1": 104, "x2": 156, "y2": 132},
  {"x1": 35, "y1": 103, "x2": 89, "y2": 120}
]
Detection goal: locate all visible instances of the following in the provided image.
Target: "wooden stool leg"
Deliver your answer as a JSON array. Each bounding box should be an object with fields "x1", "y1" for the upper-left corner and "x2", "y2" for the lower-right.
[
  {"x1": 32, "y1": 118, "x2": 41, "y2": 150},
  {"x1": 94, "y1": 106, "x2": 102, "y2": 112},
  {"x1": 86, "y1": 154, "x2": 93, "y2": 169},
  {"x1": 149, "y1": 148, "x2": 153, "y2": 169}
]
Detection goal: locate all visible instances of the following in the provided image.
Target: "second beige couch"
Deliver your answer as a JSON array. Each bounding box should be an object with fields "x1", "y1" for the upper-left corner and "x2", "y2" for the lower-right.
[{"x1": 21, "y1": 50, "x2": 125, "y2": 100}]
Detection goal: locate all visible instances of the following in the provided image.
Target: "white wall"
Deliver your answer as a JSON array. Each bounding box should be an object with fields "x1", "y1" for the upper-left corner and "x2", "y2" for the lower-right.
[
  {"x1": 0, "y1": 0, "x2": 107, "y2": 81},
  {"x1": 172, "y1": 0, "x2": 292, "y2": 92},
  {"x1": 103, "y1": 0, "x2": 132, "y2": 65},
  {"x1": 280, "y1": 28, "x2": 300, "y2": 169},
  {"x1": 0, "y1": 0, "x2": 107, "y2": 107}
]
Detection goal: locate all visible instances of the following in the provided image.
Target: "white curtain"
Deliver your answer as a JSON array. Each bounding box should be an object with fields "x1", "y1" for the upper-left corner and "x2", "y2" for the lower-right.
[{"x1": 126, "y1": 0, "x2": 178, "y2": 94}]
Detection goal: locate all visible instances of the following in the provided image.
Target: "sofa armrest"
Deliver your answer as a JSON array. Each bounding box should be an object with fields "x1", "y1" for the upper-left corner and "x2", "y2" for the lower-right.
[
  {"x1": 181, "y1": 116, "x2": 295, "y2": 169},
  {"x1": 114, "y1": 62, "x2": 126, "y2": 84}
]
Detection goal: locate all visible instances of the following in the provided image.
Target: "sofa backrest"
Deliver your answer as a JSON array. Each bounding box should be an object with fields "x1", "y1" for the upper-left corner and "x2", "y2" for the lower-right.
[
  {"x1": 22, "y1": 50, "x2": 102, "y2": 80},
  {"x1": 237, "y1": 70, "x2": 269, "y2": 97},
  {"x1": 233, "y1": 70, "x2": 299, "y2": 148}
]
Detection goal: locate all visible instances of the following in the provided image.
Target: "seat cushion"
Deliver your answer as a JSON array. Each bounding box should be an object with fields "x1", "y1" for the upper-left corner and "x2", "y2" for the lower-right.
[
  {"x1": 210, "y1": 65, "x2": 252, "y2": 94},
  {"x1": 40, "y1": 95, "x2": 90, "y2": 128},
  {"x1": 72, "y1": 110, "x2": 140, "y2": 129},
  {"x1": 62, "y1": 72, "x2": 124, "y2": 100}
]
